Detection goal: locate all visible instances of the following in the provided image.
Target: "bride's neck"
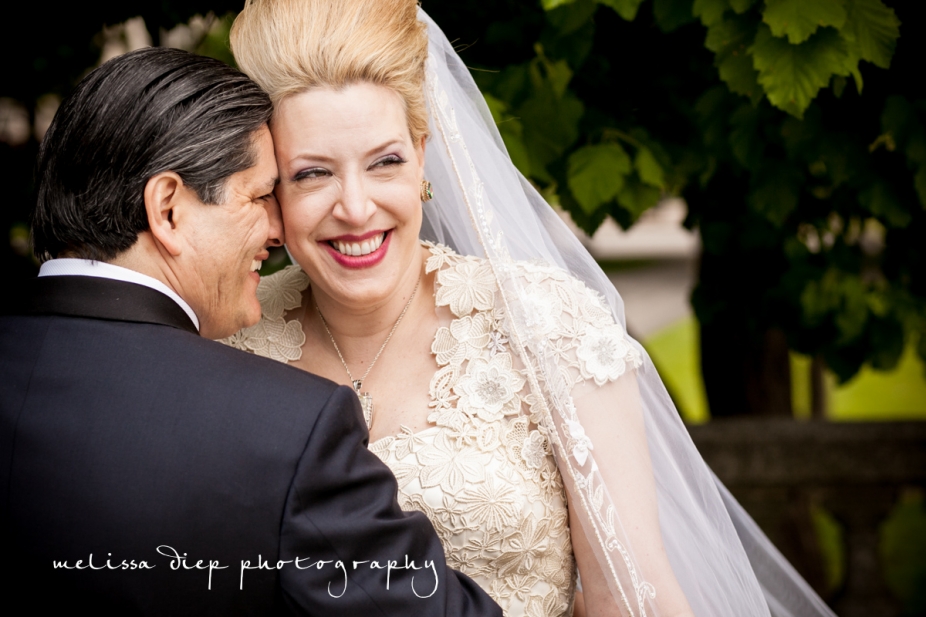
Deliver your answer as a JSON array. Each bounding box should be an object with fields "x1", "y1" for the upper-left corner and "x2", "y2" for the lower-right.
[{"x1": 306, "y1": 259, "x2": 428, "y2": 355}]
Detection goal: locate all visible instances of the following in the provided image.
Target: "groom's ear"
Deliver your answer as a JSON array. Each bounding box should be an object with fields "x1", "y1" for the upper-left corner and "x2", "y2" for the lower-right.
[{"x1": 143, "y1": 171, "x2": 186, "y2": 257}]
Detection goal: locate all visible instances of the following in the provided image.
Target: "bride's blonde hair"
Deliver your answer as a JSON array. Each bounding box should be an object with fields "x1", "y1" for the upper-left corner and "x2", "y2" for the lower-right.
[{"x1": 230, "y1": 0, "x2": 430, "y2": 143}]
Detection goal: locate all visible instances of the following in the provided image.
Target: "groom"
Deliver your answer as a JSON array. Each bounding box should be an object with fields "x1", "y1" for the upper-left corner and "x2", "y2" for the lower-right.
[{"x1": 0, "y1": 48, "x2": 498, "y2": 616}]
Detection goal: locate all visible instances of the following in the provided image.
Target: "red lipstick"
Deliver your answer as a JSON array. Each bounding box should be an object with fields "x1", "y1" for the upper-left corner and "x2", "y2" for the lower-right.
[{"x1": 321, "y1": 230, "x2": 391, "y2": 269}]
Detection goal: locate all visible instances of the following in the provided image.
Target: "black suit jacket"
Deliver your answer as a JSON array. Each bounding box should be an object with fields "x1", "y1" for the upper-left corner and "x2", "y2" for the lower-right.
[{"x1": 0, "y1": 275, "x2": 499, "y2": 616}]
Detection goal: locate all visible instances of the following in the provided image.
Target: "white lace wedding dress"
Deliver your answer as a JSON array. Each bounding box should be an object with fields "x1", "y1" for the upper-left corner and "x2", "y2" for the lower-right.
[{"x1": 222, "y1": 242, "x2": 644, "y2": 617}]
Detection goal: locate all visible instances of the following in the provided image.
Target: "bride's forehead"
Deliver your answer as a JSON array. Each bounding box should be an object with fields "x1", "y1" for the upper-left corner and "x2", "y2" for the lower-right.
[
  {"x1": 271, "y1": 85, "x2": 412, "y2": 148},
  {"x1": 276, "y1": 83, "x2": 406, "y2": 119}
]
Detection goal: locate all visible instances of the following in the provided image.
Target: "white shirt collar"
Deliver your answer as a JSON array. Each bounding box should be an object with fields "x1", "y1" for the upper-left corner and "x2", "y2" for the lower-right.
[{"x1": 38, "y1": 259, "x2": 200, "y2": 332}]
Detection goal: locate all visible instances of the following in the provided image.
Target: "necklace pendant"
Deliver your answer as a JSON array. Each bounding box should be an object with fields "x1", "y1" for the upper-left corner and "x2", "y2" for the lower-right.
[
  {"x1": 358, "y1": 391, "x2": 374, "y2": 429},
  {"x1": 352, "y1": 379, "x2": 363, "y2": 393}
]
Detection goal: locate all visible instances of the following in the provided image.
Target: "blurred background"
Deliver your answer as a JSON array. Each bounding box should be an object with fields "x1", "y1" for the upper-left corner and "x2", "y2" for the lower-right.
[{"x1": 1, "y1": 1, "x2": 923, "y2": 614}]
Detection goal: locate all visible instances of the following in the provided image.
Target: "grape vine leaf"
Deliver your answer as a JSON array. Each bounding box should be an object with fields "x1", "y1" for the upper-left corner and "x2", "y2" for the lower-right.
[
  {"x1": 728, "y1": 104, "x2": 764, "y2": 168},
  {"x1": 616, "y1": 176, "x2": 662, "y2": 219},
  {"x1": 728, "y1": 0, "x2": 756, "y2": 13},
  {"x1": 484, "y1": 93, "x2": 532, "y2": 177},
  {"x1": 597, "y1": 0, "x2": 646, "y2": 21},
  {"x1": 693, "y1": 0, "x2": 729, "y2": 26},
  {"x1": 706, "y1": 15, "x2": 762, "y2": 103},
  {"x1": 859, "y1": 182, "x2": 912, "y2": 228},
  {"x1": 653, "y1": 0, "x2": 696, "y2": 32},
  {"x1": 545, "y1": 0, "x2": 598, "y2": 35},
  {"x1": 762, "y1": 0, "x2": 847, "y2": 45},
  {"x1": 567, "y1": 143, "x2": 632, "y2": 213},
  {"x1": 518, "y1": 84, "x2": 584, "y2": 178},
  {"x1": 841, "y1": 0, "x2": 900, "y2": 69},
  {"x1": 915, "y1": 167, "x2": 926, "y2": 207},
  {"x1": 748, "y1": 163, "x2": 800, "y2": 226},
  {"x1": 750, "y1": 24, "x2": 849, "y2": 118},
  {"x1": 542, "y1": 0, "x2": 579, "y2": 10},
  {"x1": 635, "y1": 147, "x2": 666, "y2": 188}
]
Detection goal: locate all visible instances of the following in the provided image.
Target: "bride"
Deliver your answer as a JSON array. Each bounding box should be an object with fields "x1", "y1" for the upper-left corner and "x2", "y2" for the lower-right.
[{"x1": 224, "y1": 1, "x2": 837, "y2": 616}]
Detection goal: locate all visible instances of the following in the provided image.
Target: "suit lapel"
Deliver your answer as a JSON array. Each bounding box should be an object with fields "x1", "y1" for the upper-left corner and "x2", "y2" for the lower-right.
[{"x1": 24, "y1": 276, "x2": 199, "y2": 335}]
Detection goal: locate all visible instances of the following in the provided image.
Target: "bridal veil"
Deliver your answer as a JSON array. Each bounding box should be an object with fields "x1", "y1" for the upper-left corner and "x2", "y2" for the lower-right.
[{"x1": 416, "y1": 8, "x2": 836, "y2": 617}]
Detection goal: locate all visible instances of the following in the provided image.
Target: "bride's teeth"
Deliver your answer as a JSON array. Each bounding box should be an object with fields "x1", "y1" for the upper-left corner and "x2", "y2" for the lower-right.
[
  {"x1": 332, "y1": 233, "x2": 387, "y2": 256},
  {"x1": 250, "y1": 259, "x2": 262, "y2": 272}
]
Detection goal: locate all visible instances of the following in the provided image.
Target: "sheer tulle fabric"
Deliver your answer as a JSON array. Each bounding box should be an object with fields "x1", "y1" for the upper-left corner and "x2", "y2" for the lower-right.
[{"x1": 417, "y1": 9, "x2": 835, "y2": 617}]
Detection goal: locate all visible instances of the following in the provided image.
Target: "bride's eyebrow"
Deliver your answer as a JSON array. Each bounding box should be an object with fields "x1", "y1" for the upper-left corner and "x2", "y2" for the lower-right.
[{"x1": 364, "y1": 138, "x2": 405, "y2": 157}]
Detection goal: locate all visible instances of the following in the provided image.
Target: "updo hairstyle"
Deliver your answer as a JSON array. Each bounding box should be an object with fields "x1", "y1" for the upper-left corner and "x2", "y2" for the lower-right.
[{"x1": 230, "y1": 0, "x2": 430, "y2": 144}]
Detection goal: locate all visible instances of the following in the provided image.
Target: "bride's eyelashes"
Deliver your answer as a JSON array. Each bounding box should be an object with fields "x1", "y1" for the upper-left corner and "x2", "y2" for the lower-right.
[
  {"x1": 293, "y1": 167, "x2": 330, "y2": 181},
  {"x1": 369, "y1": 154, "x2": 406, "y2": 169},
  {"x1": 292, "y1": 155, "x2": 405, "y2": 182}
]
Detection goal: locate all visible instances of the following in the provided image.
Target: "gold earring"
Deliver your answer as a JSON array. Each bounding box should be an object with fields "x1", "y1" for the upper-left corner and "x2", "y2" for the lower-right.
[{"x1": 420, "y1": 180, "x2": 434, "y2": 202}]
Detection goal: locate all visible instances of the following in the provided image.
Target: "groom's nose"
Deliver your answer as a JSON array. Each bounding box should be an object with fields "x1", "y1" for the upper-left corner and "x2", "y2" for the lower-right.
[{"x1": 264, "y1": 195, "x2": 284, "y2": 247}]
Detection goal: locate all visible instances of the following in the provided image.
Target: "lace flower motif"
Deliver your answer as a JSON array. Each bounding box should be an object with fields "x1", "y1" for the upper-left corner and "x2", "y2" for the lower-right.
[
  {"x1": 432, "y1": 313, "x2": 493, "y2": 366},
  {"x1": 566, "y1": 420, "x2": 594, "y2": 467},
  {"x1": 520, "y1": 430, "x2": 548, "y2": 470},
  {"x1": 455, "y1": 475, "x2": 520, "y2": 533},
  {"x1": 495, "y1": 517, "x2": 552, "y2": 577},
  {"x1": 416, "y1": 430, "x2": 490, "y2": 493},
  {"x1": 576, "y1": 324, "x2": 641, "y2": 385},
  {"x1": 242, "y1": 316, "x2": 306, "y2": 362},
  {"x1": 436, "y1": 259, "x2": 496, "y2": 317},
  {"x1": 487, "y1": 330, "x2": 508, "y2": 356},
  {"x1": 424, "y1": 241, "x2": 459, "y2": 273},
  {"x1": 256, "y1": 265, "x2": 309, "y2": 320},
  {"x1": 520, "y1": 283, "x2": 563, "y2": 339},
  {"x1": 454, "y1": 353, "x2": 525, "y2": 423}
]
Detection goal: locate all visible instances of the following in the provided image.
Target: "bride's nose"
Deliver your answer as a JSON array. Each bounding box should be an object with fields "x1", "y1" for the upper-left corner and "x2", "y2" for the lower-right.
[{"x1": 331, "y1": 171, "x2": 375, "y2": 227}]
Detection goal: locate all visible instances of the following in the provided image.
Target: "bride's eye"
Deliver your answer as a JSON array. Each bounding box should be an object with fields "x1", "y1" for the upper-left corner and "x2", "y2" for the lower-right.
[
  {"x1": 370, "y1": 155, "x2": 406, "y2": 169},
  {"x1": 294, "y1": 167, "x2": 329, "y2": 181}
]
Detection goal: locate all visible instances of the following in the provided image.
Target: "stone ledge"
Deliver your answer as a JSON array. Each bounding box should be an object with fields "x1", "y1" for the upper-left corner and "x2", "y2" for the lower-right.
[{"x1": 687, "y1": 419, "x2": 926, "y2": 486}]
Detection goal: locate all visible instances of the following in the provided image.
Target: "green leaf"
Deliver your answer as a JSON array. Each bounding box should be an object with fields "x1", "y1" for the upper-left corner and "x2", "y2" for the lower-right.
[
  {"x1": 833, "y1": 275, "x2": 868, "y2": 344},
  {"x1": 567, "y1": 143, "x2": 632, "y2": 213},
  {"x1": 616, "y1": 176, "x2": 662, "y2": 219},
  {"x1": 762, "y1": 0, "x2": 846, "y2": 45},
  {"x1": 693, "y1": 0, "x2": 729, "y2": 26},
  {"x1": 841, "y1": 0, "x2": 900, "y2": 69},
  {"x1": 484, "y1": 94, "x2": 533, "y2": 177},
  {"x1": 545, "y1": 0, "x2": 598, "y2": 35},
  {"x1": 748, "y1": 164, "x2": 800, "y2": 226},
  {"x1": 542, "y1": 0, "x2": 579, "y2": 10},
  {"x1": 520, "y1": 89, "x2": 584, "y2": 168},
  {"x1": 859, "y1": 181, "x2": 912, "y2": 228},
  {"x1": 530, "y1": 46, "x2": 574, "y2": 97},
  {"x1": 597, "y1": 0, "x2": 646, "y2": 21},
  {"x1": 635, "y1": 147, "x2": 666, "y2": 188},
  {"x1": 654, "y1": 0, "x2": 696, "y2": 32},
  {"x1": 750, "y1": 24, "x2": 849, "y2": 118},
  {"x1": 880, "y1": 95, "x2": 913, "y2": 149},
  {"x1": 915, "y1": 167, "x2": 926, "y2": 208},
  {"x1": 729, "y1": 0, "x2": 756, "y2": 13},
  {"x1": 706, "y1": 15, "x2": 762, "y2": 103},
  {"x1": 867, "y1": 316, "x2": 904, "y2": 371},
  {"x1": 483, "y1": 93, "x2": 507, "y2": 124},
  {"x1": 728, "y1": 104, "x2": 763, "y2": 168}
]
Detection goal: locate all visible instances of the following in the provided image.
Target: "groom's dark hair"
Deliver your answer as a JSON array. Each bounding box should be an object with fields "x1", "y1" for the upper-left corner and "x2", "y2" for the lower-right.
[{"x1": 31, "y1": 46, "x2": 273, "y2": 262}]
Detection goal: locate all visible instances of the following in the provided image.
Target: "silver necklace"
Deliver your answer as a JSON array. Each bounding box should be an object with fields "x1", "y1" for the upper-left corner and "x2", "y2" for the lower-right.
[{"x1": 313, "y1": 275, "x2": 421, "y2": 428}]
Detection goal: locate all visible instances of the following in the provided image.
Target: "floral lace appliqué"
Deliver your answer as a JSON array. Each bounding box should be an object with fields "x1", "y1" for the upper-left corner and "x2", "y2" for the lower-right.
[{"x1": 220, "y1": 243, "x2": 647, "y2": 617}]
